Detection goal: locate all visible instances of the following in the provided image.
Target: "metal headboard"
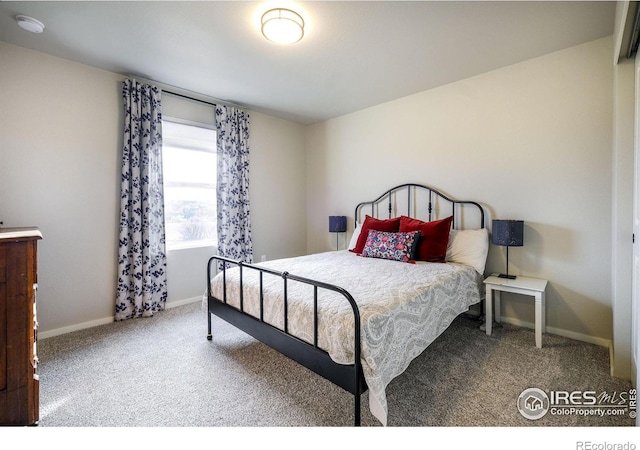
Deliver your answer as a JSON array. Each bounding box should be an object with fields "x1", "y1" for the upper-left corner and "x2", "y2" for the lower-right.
[{"x1": 354, "y1": 183, "x2": 485, "y2": 230}]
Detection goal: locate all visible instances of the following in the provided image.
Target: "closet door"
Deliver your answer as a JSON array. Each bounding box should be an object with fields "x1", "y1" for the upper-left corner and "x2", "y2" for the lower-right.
[{"x1": 634, "y1": 56, "x2": 640, "y2": 421}]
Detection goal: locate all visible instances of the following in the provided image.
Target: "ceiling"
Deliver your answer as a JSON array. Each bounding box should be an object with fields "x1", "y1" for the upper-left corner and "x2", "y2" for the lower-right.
[{"x1": 0, "y1": 1, "x2": 616, "y2": 125}]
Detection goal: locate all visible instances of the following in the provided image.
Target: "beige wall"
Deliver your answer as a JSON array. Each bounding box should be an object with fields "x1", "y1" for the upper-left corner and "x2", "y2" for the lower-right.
[
  {"x1": 0, "y1": 42, "x2": 124, "y2": 336},
  {"x1": 0, "y1": 42, "x2": 307, "y2": 336},
  {"x1": 250, "y1": 110, "x2": 307, "y2": 261},
  {"x1": 306, "y1": 37, "x2": 615, "y2": 344}
]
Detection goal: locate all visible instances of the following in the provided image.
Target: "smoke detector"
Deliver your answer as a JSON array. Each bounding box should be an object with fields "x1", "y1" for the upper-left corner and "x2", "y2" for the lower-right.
[{"x1": 16, "y1": 15, "x2": 45, "y2": 33}]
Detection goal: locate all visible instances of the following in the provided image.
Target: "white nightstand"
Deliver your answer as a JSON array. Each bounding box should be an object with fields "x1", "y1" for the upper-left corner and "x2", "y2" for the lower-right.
[{"x1": 483, "y1": 274, "x2": 548, "y2": 348}]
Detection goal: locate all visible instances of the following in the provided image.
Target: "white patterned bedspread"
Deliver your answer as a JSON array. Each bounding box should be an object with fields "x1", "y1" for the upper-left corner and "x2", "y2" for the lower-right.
[{"x1": 209, "y1": 250, "x2": 483, "y2": 425}]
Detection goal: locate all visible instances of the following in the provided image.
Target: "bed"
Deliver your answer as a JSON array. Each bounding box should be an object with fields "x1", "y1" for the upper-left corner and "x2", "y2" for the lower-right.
[{"x1": 206, "y1": 183, "x2": 489, "y2": 426}]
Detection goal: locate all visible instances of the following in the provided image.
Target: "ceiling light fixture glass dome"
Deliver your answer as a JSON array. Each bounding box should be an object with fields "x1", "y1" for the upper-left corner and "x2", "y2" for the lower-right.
[{"x1": 261, "y1": 8, "x2": 304, "y2": 44}]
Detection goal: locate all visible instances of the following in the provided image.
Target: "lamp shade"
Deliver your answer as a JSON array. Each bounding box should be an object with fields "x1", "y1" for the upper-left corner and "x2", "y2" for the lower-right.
[
  {"x1": 329, "y1": 216, "x2": 347, "y2": 233},
  {"x1": 492, "y1": 220, "x2": 524, "y2": 247}
]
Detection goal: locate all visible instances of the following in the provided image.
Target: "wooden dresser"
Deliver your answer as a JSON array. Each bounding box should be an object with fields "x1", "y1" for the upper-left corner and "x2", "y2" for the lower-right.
[{"x1": 0, "y1": 227, "x2": 42, "y2": 426}]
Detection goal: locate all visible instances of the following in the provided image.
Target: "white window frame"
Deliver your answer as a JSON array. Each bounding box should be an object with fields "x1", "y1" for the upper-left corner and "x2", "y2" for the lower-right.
[{"x1": 162, "y1": 117, "x2": 217, "y2": 251}]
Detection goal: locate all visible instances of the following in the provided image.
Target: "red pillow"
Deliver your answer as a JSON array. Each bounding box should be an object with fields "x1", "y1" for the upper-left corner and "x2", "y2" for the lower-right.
[
  {"x1": 399, "y1": 215, "x2": 453, "y2": 262},
  {"x1": 350, "y1": 215, "x2": 401, "y2": 254}
]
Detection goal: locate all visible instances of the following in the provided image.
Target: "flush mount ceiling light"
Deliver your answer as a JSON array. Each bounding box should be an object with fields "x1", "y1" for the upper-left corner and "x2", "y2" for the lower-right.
[
  {"x1": 261, "y1": 8, "x2": 304, "y2": 44},
  {"x1": 16, "y1": 15, "x2": 45, "y2": 33}
]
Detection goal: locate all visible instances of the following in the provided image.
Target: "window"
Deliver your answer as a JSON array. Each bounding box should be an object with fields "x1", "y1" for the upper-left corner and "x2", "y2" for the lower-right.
[{"x1": 162, "y1": 119, "x2": 217, "y2": 250}]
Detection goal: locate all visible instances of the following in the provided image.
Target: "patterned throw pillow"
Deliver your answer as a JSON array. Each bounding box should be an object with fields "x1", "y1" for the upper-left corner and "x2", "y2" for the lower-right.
[
  {"x1": 361, "y1": 230, "x2": 421, "y2": 263},
  {"x1": 350, "y1": 215, "x2": 401, "y2": 254},
  {"x1": 399, "y1": 215, "x2": 453, "y2": 262}
]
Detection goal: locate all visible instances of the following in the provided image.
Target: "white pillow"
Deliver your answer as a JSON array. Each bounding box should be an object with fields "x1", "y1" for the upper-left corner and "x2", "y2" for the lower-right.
[
  {"x1": 446, "y1": 228, "x2": 489, "y2": 274},
  {"x1": 348, "y1": 221, "x2": 362, "y2": 251}
]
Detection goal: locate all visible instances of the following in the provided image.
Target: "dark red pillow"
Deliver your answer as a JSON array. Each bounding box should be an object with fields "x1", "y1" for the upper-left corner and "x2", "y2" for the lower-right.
[
  {"x1": 350, "y1": 215, "x2": 401, "y2": 254},
  {"x1": 399, "y1": 215, "x2": 453, "y2": 262}
]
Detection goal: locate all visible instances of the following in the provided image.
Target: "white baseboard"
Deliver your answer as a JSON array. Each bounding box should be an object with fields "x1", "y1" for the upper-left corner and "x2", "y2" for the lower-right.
[
  {"x1": 39, "y1": 296, "x2": 203, "y2": 340},
  {"x1": 459, "y1": 308, "x2": 611, "y2": 348},
  {"x1": 497, "y1": 315, "x2": 612, "y2": 348},
  {"x1": 38, "y1": 316, "x2": 114, "y2": 340},
  {"x1": 165, "y1": 295, "x2": 203, "y2": 309}
]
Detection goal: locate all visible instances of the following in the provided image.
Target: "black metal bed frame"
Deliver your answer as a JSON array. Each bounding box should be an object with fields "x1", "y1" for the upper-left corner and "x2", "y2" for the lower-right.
[
  {"x1": 354, "y1": 183, "x2": 485, "y2": 229},
  {"x1": 206, "y1": 183, "x2": 485, "y2": 426}
]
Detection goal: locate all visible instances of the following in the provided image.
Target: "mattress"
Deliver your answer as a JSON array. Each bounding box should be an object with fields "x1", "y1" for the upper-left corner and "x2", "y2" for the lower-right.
[{"x1": 209, "y1": 250, "x2": 483, "y2": 425}]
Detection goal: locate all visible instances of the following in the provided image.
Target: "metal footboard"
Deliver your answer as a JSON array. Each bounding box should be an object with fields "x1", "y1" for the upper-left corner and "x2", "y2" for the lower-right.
[{"x1": 206, "y1": 255, "x2": 365, "y2": 426}]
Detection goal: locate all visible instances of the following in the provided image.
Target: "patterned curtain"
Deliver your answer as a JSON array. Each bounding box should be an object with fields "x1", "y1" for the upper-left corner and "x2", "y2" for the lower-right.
[
  {"x1": 115, "y1": 79, "x2": 167, "y2": 321},
  {"x1": 215, "y1": 105, "x2": 253, "y2": 265}
]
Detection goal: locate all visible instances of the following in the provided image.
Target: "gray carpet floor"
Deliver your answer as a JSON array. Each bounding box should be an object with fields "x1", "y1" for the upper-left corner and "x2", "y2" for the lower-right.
[{"x1": 36, "y1": 302, "x2": 635, "y2": 428}]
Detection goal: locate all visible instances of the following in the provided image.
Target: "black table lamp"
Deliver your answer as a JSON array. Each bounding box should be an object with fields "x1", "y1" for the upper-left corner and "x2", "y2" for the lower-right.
[
  {"x1": 492, "y1": 219, "x2": 524, "y2": 279},
  {"x1": 329, "y1": 216, "x2": 347, "y2": 250}
]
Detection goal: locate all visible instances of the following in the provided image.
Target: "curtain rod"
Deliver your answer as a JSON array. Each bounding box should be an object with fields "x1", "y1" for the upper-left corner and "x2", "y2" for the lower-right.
[
  {"x1": 163, "y1": 90, "x2": 216, "y2": 108},
  {"x1": 126, "y1": 74, "x2": 246, "y2": 111}
]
